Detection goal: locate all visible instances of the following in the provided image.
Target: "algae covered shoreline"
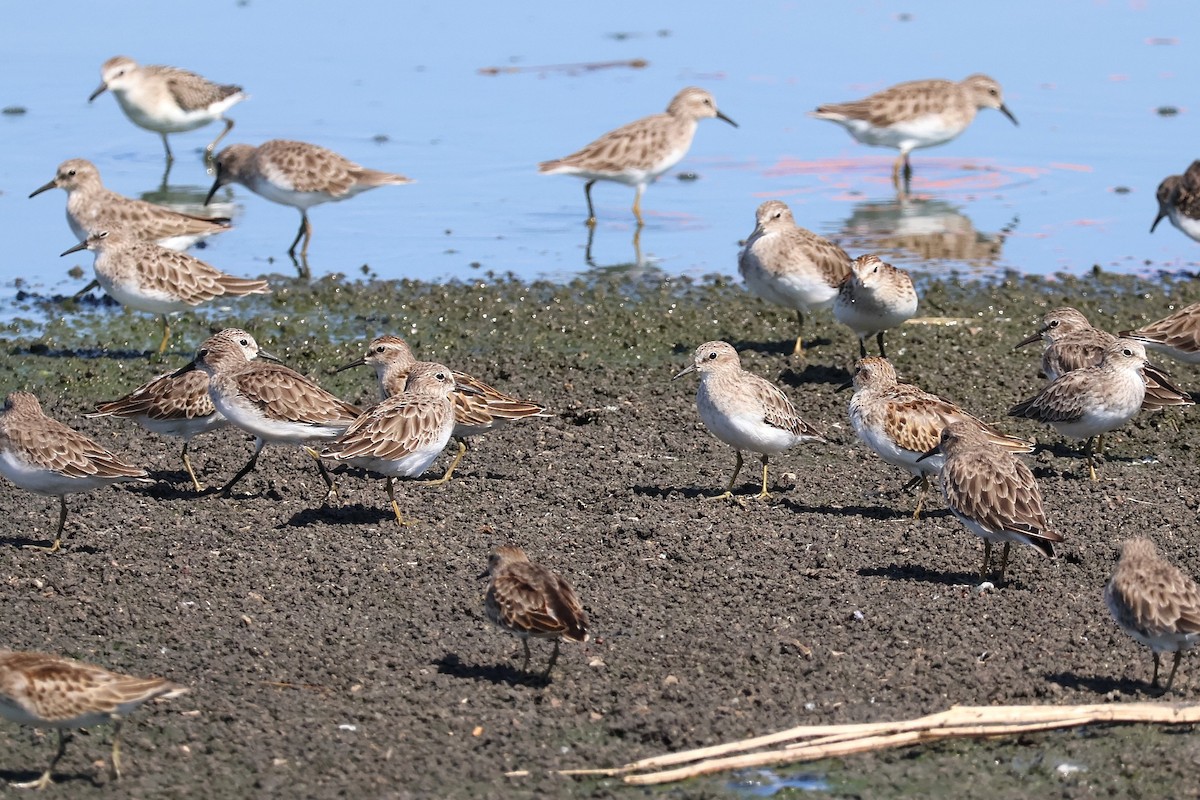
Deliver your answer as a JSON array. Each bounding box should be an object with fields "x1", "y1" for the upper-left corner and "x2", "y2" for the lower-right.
[{"x1": 0, "y1": 270, "x2": 1198, "y2": 798}]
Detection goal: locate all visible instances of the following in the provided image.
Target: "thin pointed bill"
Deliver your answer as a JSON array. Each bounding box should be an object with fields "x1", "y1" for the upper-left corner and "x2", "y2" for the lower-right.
[
  {"x1": 1014, "y1": 331, "x2": 1043, "y2": 349},
  {"x1": 333, "y1": 357, "x2": 367, "y2": 374},
  {"x1": 88, "y1": 82, "x2": 110, "y2": 103},
  {"x1": 203, "y1": 171, "x2": 224, "y2": 206},
  {"x1": 717, "y1": 111, "x2": 738, "y2": 128},
  {"x1": 671, "y1": 364, "x2": 697, "y2": 381},
  {"x1": 28, "y1": 179, "x2": 57, "y2": 198},
  {"x1": 1151, "y1": 208, "x2": 1167, "y2": 233},
  {"x1": 915, "y1": 444, "x2": 942, "y2": 463},
  {"x1": 999, "y1": 104, "x2": 1018, "y2": 126},
  {"x1": 59, "y1": 240, "x2": 90, "y2": 258}
]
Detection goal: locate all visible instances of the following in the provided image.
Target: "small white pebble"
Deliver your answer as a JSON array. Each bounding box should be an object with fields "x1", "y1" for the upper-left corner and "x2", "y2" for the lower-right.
[
  {"x1": 1056, "y1": 762, "x2": 1085, "y2": 776},
  {"x1": 853, "y1": 610, "x2": 865, "y2": 621},
  {"x1": 338, "y1": 724, "x2": 357, "y2": 732},
  {"x1": 975, "y1": 581, "x2": 995, "y2": 594}
]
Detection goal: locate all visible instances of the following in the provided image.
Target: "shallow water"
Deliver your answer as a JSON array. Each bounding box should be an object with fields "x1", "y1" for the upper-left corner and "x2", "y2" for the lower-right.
[{"x1": 3, "y1": 0, "x2": 1199, "y2": 315}]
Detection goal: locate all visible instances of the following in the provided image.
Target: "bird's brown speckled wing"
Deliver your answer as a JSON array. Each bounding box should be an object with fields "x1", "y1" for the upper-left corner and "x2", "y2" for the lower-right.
[
  {"x1": 817, "y1": 79, "x2": 960, "y2": 127},
  {"x1": 324, "y1": 396, "x2": 447, "y2": 461},
  {"x1": 1008, "y1": 372, "x2": 1089, "y2": 423},
  {"x1": 0, "y1": 651, "x2": 182, "y2": 722},
  {"x1": 153, "y1": 65, "x2": 241, "y2": 111},
  {"x1": 1121, "y1": 303, "x2": 1200, "y2": 353},
  {"x1": 92, "y1": 369, "x2": 216, "y2": 421},
  {"x1": 488, "y1": 562, "x2": 588, "y2": 641},
  {"x1": 234, "y1": 364, "x2": 360, "y2": 424},
  {"x1": 540, "y1": 113, "x2": 678, "y2": 174},
  {"x1": 4, "y1": 414, "x2": 146, "y2": 479},
  {"x1": 451, "y1": 371, "x2": 548, "y2": 427},
  {"x1": 942, "y1": 450, "x2": 1060, "y2": 555}
]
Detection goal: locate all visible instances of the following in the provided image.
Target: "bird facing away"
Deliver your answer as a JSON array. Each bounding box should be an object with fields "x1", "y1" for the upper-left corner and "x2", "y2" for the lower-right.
[
  {"x1": 1106, "y1": 538, "x2": 1200, "y2": 693},
  {"x1": 205, "y1": 140, "x2": 412, "y2": 261},
  {"x1": 1008, "y1": 339, "x2": 1151, "y2": 481},
  {"x1": 336, "y1": 335, "x2": 551, "y2": 484},
  {"x1": 673, "y1": 341, "x2": 826, "y2": 502},
  {"x1": 320, "y1": 362, "x2": 461, "y2": 526},
  {"x1": 1150, "y1": 160, "x2": 1200, "y2": 242},
  {"x1": 89, "y1": 330, "x2": 269, "y2": 492},
  {"x1": 538, "y1": 86, "x2": 737, "y2": 227},
  {"x1": 846, "y1": 357, "x2": 1033, "y2": 518},
  {"x1": 1120, "y1": 301, "x2": 1200, "y2": 365},
  {"x1": 918, "y1": 420, "x2": 1061, "y2": 583},
  {"x1": 833, "y1": 254, "x2": 919, "y2": 359},
  {"x1": 174, "y1": 329, "x2": 360, "y2": 498},
  {"x1": 61, "y1": 229, "x2": 270, "y2": 356},
  {"x1": 0, "y1": 650, "x2": 187, "y2": 790},
  {"x1": 812, "y1": 74, "x2": 1017, "y2": 191},
  {"x1": 1015, "y1": 306, "x2": 1193, "y2": 410},
  {"x1": 737, "y1": 200, "x2": 853, "y2": 356},
  {"x1": 29, "y1": 159, "x2": 231, "y2": 251},
  {"x1": 88, "y1": 55, "x2": 246, "y2": 161},
  {"x1": 482, "y1": 545, "x2": 589, "y2": 678},
  {"x1": 0, "y1": 391, "x2": 151, "y2": 552}
]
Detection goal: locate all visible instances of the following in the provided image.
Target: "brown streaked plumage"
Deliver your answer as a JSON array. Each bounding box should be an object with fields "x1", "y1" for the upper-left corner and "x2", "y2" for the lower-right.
[
  {"x1": 336, "y1": 335, "x2": 550, "y2": 484},
  {"x1": 0, "y1": 392, "x2": 151, "y2": 553},
  {"x1": 89, "y1": 330, "x2": 268, "y2": 491},
  {"x1": 175, "y1": 329, "x2": 360, "y2": 498},
  {"x1": 61, "y1": 229, "x2": 270, "y2": 355},
  {"x1": 847, "y1": 357, "x2": 1033, "y2": 518},
  {"x1": 1016, "y1": 306, "x2": 1193, "y2": 410},
  {"x1": 833, "y1": 254, "x2": 919, "y2": 359},
  {"x1": 1150, "y1": 160, "x2": 1200, "y2": 242},
  {"x1": 89, "y1": 55, "x2": 245, "y2": 161},
  {"x1": 0, "y1": 650, "x2": 187, "y2": 789},
  {"x1": 812, "y1": 74, "x2": 1017, "y2": 191},
  {"x1": 1106, "y1": 538, "x2": 1200, "y2": 693},
  {"x1": 737, "y1": 200, "x2": 853, "y2": 356},
  {"x1": 538, "y1": 86, "x2": 736, "y2": 226},
  {"x1": 1120, "y1": 301, "x2": 1200, "y2": 365},
  {"x1": 919, "y1": 421, "x2": 1061, "y2": 583},
  {"x1": 29, "y1": 159, "x2": 230, "y2": 251},
  {"x1": 482, "y1": 545, "x2": 589, "y2": 677},
  {"x1": 1009, "y1": 339, "x2": 1150, "y2": 481},
  {"x1": 673, "y1": 341, "x2": 826, "y2": 502},
  {"x1": 321, "y1": 362, "x2": 459, "y2": 525},
  {"x1": 205, "y1": 140, "x2": 412, "y2": 260}
]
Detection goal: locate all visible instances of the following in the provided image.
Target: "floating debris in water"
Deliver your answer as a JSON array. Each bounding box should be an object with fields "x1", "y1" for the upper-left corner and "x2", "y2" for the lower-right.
[
  {"x1": 478, "y1": 59, "x2": 647, "y2": 76},
  {"x1": 1157, "y1": 106, "x2": 1180, "y2": 117}
]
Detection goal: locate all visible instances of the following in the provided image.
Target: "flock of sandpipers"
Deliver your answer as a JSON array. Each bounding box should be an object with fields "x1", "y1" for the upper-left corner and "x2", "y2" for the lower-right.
[{"x1": 0, "y1": 56, "x2": 1198, "y2": 788}]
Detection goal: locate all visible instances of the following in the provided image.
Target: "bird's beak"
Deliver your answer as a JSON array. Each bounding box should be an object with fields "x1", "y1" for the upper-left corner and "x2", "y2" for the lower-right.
[
  {"x1": 257, "y1": 348, "x2": 282, "y2": 363},
  {"x1": 717, "y1": 110, "x2": 738, "y2": 128},
  {"x1": 333, "y1": 357, "x2": 367, "y2": 373},
  {"x1": 203, "y1": 168, "x2": 223, "y2": 206},
  {"x1": 915, "y1": 443, "x2": 942, "y2": 463},
  {"x1": 1014, "y1": 331, "x2": 1043, "y2": 350},
  {"x1": 88, "y1": 81, "x2": 109, "y2": 103},
  {"x1": 671, "y1": 364, "x2": 696, "y2": 381},
  {"x1": 455, "y1": 382, "x2": 483, "y2": 396},
  {"x1": 171, "y1": 361, "x2": 199, "y2": 378},
  {"x1": 59, "y1": 240, "x2": 89, "y2": 257},
  {"x1": 29, "y1": 179, "x2": 57, "y2": 198},
  {"x1": 1151, "y1": 208, "x2": 1167, "y2": 233},
  {"x1": 999, "y1": 104, "x2": 1018, "y2": 126},
  {"x1": 836, "y1": 380, "x2": 854, "y2": 392}
]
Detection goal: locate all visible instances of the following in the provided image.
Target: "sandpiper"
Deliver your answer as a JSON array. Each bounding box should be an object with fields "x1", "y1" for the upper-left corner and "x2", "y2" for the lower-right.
[
  {"x1": 61, "y1": 229, "x2": 270, "y2": 355},
  {"x1": 89, "y1": 329, "x2": 269, "y2": 491},
  {"x1": 1008, "y1": 339, "x2": 1151, "y2": 481},
  {"x1": 812, "y1": 74, "x2": 1017, "y2": 190},
  {"x1": 336, "y1": 335, "x2": 550, "y2": 484},
  {"x1": 0, "y1": 650, "x2": 186, "y2": 789},
  {"x1": 29, "y1": 159, "x2": 230, "y2": 251},
  {"x1": 673, "y1": 341, "x2": 825, "y2": 502},
  {"x1": 88, "y1": 55, "x2": 246, "y2": 161},
  {"x1": 846, "y1": 357, "x2": 1033, "y2": 517},
  {"x1": 737, "y1": 200, "x2": 853, "y2": 355},
  {"x1": 1120, "y1": 302, "x2": 1200, "y2": 365},
  {"x1": 206, "y1": 140, "x2": 412, "y2": 260},
  {"x1": 174, "y1": 329, "x2": 360, "y2": 498},
  {"x1": 918, "y1": 421, "x2": 1061, "y2": 583},
  {"x1": 833, "y1": 254, "x2": 919, "y2": 359},
  {"x1": 482, "y1": 545, "x2": 589, "y2": 677},
  {"x1": 539, "y1": 86, "x2": 736, "y2": 227},
  {"x1": 320, "y1": 362, "x2": 461, "y2": 525},
  {"x1": 0, "y1": 392, "x2": 151, "y2": 552},
  {"x1": 1106, "y1": 538, "x2": 1200, "y2": 693},
  {"x1": 1150, "y1": 161, "x2": 1200, "y2": 243}
]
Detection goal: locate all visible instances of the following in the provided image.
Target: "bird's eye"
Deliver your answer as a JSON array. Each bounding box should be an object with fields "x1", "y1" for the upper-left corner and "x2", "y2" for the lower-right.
[
  {"x1": 1048, "y1": 320, "x2": 1060, "y2": 328},
  {"x1": 436, "y1": 372, "x2": 447, "y2": 381},
  {"x1": 198, "y1": 348, "x2": 209, "y2": 358},
  {"x1": 375, "y1": 345, "x2": 386, "y2": 353},
  {"x1": 98, "y1": 231, "x2": 108, "y2": 240},
  {"x1": 1123, "y1": 348, "x2": 1134, "y2": 357},
  {"x1": 707, "y1": 351, "x2": 718, "y2": 360},
  {"x1": 238, "y1": 338, "x2": 249, "y2": 347},
  {"x1": 67, "y1": 169, "x2": 76, "y2": 177}
]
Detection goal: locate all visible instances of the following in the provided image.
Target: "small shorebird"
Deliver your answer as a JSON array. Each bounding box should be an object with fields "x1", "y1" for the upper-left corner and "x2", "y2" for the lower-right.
[
  {"x1": 673, "y1": 341, "x2": 825, "y2": 502},
  {"x1": 812, "y1": 74, "x2": 1018, "y2": 190},
  {"x1": 918, "y1": 421, "x2": 1061, "y2": 583},
  {"x1": 737, "y1": 200, "x2": 852, "y2": 355},
  {"x1": 1106, "y1": 538, "x2": 1200, "y2": 693},
  {"x1": 206, "y1": 140, "x2": 412, "y2": 260},
  {"x1": 89, "y1": 329, "x2": 269, "y2": 491},
  {"x1": 846, "y1": 357, "x2": 1033, "y2": 518},
  {"x1": 1120, "y1": 302, "x2": 1200, "y2": 365},
  {"x1": 61, "y1": 229, "x2": 270, "y2": 355},
  {"x1": 88, "y1": 55, "x2": 246, "y2": 161},
  {"x1": 30, "y1": 159, "x2": 230, "y2": 251},
  {"x1": 1150, "y1": 161, "x2": 1200, "y2": 242},
  {"x1": 0, "y1": 650, "x2": 187, "y2": 789},
  {"x1": 320, "y1": 362, "x2": 461, "y2": 525},
  {"x1": 833, "y1": 254, "x2": 919, "y2": 359},
  {"x1": 0, "y1": 392, "x2": 150, "y2": 552},
  {"x1": 539, "y1": 86, "x2": 737, "y2": 227},
  {"x1": 174, "y1": 329, "x2": 360, "y2": 498},
  {"x1": 1016, "y1": 306, "x2": 1193, "y2": 410},
  {"x1": 1008, "y1": 339, "x2": 1151, "y2": 481},
  {"x1": 336, "y1": 335, "x2": 550, "y2": 484},
  {"x1": 482, "y1": 545, "x2": 588, "y2": 677}
]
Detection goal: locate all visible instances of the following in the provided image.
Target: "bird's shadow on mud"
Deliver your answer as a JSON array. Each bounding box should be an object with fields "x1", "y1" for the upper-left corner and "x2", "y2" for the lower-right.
[
  {"x1": 434, "y1": 653, "x2": 550, "y2": 688},
  {"x1": 1043, "y1": 671, "x2": 1156, "y2": 696},
  {"x1": 285, "y1": 504, "x2": 396, "y2": 528},
  {"x1": 858, "y1": 563, "x2": 990, "y2": 588}
]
